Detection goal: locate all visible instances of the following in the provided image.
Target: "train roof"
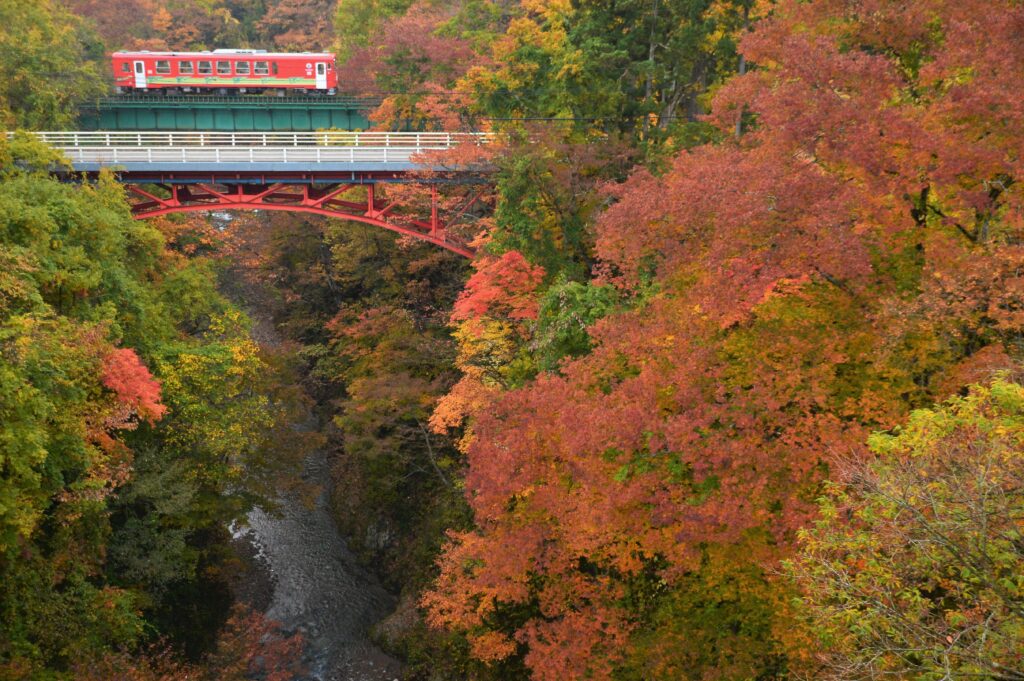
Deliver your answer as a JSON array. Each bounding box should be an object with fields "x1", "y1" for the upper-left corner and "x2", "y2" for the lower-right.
[{"x1": 111, "y1": 50, "x2": 335, "y2": 58}]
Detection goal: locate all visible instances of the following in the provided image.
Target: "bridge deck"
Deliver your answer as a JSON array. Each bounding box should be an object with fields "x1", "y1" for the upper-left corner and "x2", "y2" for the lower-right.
[
  {"x1": 15, "y1": 131, "x2": 492, "y2": 177},
  {"x1": 7, "y1": 131, "x2": 490, "y2": 256}
]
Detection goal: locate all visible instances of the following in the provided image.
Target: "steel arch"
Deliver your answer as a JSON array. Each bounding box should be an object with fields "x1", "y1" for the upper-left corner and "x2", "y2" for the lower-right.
[{"x1": 126, "y1": 182, "x2": 476, "y2": 258}]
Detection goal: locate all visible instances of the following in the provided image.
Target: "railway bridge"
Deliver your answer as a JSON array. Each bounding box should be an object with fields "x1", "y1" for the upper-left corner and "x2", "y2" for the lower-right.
[
  {"x1": 78, "y1": 95, "x2": 379, "y2": 132},
  {"x1": 20, "y1": 130, "x2": 493, "y2": 258}
]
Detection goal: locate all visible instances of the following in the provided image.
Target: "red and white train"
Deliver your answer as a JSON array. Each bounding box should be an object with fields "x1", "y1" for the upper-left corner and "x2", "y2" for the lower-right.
[{"x1": 111, "y1": 49, "x2": 338, "y2": 95}]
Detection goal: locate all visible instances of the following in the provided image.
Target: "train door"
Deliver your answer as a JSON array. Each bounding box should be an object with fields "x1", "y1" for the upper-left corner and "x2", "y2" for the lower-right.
[
  {"x1": 133, "y1": 61, "x2": 147, "y2": 89},
  {"x1": 315, "y1": 62, "x2": 327, "y2": 90}
]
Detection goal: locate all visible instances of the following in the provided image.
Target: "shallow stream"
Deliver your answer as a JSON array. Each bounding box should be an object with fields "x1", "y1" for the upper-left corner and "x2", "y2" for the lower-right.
[
  {"x1": 231, "y1": 301, "x2": 402, "y2": 681},
  {"x1": 233, "y1": 448, "x2": 401, "y2": 680}
]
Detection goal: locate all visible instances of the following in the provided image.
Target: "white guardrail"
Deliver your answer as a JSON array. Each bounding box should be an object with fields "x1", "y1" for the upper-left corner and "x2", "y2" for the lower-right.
[{"x1": 8, "y1": 131, "x2": 491, "y2": 165}]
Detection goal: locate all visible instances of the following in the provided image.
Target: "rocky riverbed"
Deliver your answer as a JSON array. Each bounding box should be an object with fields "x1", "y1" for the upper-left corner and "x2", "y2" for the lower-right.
[{"x1": 230, "y1": 298, "x2": 402, "y2": 681}]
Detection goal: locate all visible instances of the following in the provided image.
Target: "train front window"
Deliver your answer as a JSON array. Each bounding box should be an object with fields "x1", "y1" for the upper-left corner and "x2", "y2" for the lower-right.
[
  {"x1": 254, "y1": 61, "x2": 269, "y2": 76},
  {"x1": 235, "y1": 61, "x2": 250, "y2": 75},
  {"x1": 155, "y1": 60, "x2": 170, "y2": 74},
  {"x1": 216, "y1": 61, "x2": 231, "y2": 75},
  {"x1": 198, "y1": 61, "x2": 212, "y2": 75},
  {"x1": 121, "y1": 63, "x2": 130, "y2": 73},
  {"x1": 179, "y1": 61, "x2": 193, "y2": 74}
]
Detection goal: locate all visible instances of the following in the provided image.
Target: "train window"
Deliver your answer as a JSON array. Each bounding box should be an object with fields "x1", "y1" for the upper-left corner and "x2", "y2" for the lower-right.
[
  {"x1": 121, "y1": 63, "x2": 131, "y2": 73},
  {"x1": 179, "y1": 61, "x2": 193, "y2": 74},
  {"x1": 316, "y1": 63, "x2": 325, "y2": 75},
  {"x1": 254, "y1": 61, "x2": 269, "y2": 75},
  {"x1": 235, "y1": 61, "x2": 250, "y2": 75},
  {"x1": 216, "y1": 61, "x2": 231, "y2": 75},
  {"x1": 271, "y1": 62, "x2": 278, "y2": 75},
  {"x1": 198, "y1": 61, "x2": 212, "y2": 75},
  {"x1": 155, "y1": 60, "x2": 171, "y2": 74}
]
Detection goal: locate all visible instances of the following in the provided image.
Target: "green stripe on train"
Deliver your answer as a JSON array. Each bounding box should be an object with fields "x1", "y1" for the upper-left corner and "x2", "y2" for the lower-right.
[{"x1": 143, "y1": 77, "x2": 319, "y2": 86}]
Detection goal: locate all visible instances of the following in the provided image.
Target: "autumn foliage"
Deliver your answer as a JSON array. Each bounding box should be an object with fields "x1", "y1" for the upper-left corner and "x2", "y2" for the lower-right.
[
  {"x1": 72, "y1": 606, "x2": 305, "y2": 681},
  {"x1": 101, "y1": 348, "x2": 168, "y2": 425},
  {"x1": 7, "y1": 0, "x2": 1024, "y2": 678},
  {"x1": 0, "y1": 137, "x2": 311, "y2": 675},
  {"x1": 789, "y1": 376, "x2": 1024, "y2": 679},
  {"x1": 452, "y1": 251, "x2": 544, "y2": 327},
  {"x1": 423, "y1": 0, "x2": 1024, "y2": 678}
]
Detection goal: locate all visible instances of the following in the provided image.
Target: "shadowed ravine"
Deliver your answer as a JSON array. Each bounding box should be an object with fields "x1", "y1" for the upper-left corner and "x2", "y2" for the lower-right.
[
  {"x1": 233, "y1": 450, "x2": 400, "y2": 680},
  {"x1": 232, "y1": 305, "x2": 401, "y2": 681}
]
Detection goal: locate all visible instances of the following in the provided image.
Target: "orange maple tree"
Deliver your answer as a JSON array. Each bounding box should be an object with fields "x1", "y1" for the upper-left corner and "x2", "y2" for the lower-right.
[
  {"x1": 424, "y1": 1, "x2": 1024, "y2": 678},
  {"x1": 101, "y1": 348, "x2": 168, "y2": 425}
]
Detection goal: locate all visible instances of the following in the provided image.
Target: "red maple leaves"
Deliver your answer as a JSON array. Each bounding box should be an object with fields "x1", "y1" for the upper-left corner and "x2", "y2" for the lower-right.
[
  {"x1": 452, "y1": 250, "x2": 545, "y2": 326},
  {"x1": 101, "y1": 348, "x2": 167, "y2": 425},
  {"x1": 424, "y1": 0, "x2": 1024, "y2": 678}
]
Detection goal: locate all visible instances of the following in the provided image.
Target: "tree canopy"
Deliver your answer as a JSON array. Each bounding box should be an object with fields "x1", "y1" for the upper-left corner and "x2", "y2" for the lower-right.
[{"x1": 4, "y1": 0, "x2": 1024, "y2": 678}]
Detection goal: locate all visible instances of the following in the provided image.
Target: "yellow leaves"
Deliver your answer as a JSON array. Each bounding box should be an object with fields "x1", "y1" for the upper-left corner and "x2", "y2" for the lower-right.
[
  {"x1": 502, "y1": 16, "x2": 562, "y2": 56},
  {"x1": 555, "y1": 48, "x2": 585, "y2": 81},
  {"x1": 479, "y1": 0, "x2": 572, "y2": 94},
  {"x1": 154, "y1": 313, "x2": 280, "y2": 470},
  {"x1": 1, "y1": 499, "x2": 42, "y2": 554},
  {"x1": 228, "y1": 339, "x2": 261, "y2": 376},
  {"x1": 469, "y1": 630, "x2": 518, "y2": 662},
  {"x1": 520, "y1": 0, "x2": 572, "y2": 24},
  {"x1": 208, "y1": 309, "x2": 250, "y2": 338},
  {"x1": 429, "y1": 372, "x2": 497, "y2": 452},
  {"x1": 150, "y1": 6, "x2": 171, "y2": 33}
]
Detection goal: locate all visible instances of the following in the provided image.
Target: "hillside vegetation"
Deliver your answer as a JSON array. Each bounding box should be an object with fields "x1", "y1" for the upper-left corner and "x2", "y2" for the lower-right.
[{"x1": 1, "y1": 0, "x2": 1022, "y2": 679}]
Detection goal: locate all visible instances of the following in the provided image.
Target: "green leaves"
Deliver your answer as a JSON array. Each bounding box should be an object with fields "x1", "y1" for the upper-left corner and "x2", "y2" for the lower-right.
[
  {"x1": 0, "y1": 0, "x2": 103, "y2": 130},
  {"x1": 533, "y1": 276, "x2": 619, "y2": 372},
  {"x1": 0, "y1": 138, "x2": 310, "y2": 674},
  {"x1": 790, "y1": 376, "x2": 1024, "y2": 679}
]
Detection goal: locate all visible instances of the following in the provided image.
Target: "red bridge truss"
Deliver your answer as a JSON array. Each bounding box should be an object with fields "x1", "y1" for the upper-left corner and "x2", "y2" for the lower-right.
[
  {"x1": 125, "y1": 180, "x2": 482, "y2": 258},
  {"x1": 26, "y1": 131, "x2": 497, "y2": 259}
]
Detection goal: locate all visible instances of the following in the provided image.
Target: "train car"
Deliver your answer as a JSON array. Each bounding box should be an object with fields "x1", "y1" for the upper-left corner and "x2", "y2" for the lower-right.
[{"x1": 111, "y1": 49, "x2": 338, "y2": 95}]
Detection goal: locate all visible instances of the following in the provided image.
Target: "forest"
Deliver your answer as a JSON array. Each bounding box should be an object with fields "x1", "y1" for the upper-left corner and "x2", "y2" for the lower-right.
[{"x1": 1, "y1": 0, "x2": 1023, "y2": 679}]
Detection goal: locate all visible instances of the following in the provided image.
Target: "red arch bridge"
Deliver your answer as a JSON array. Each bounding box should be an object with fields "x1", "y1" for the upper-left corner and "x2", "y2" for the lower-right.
[{"x1": 24, "y1": 131, "x2": 494, "y2": 258}]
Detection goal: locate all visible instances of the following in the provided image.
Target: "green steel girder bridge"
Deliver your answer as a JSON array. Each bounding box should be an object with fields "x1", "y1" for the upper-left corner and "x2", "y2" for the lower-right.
[
  {"x1": 30, "y1": 130, "x2": 493, "y2": 257},
  {"x1": 79, "y1": 95, "x2": 381, "y2": 132}
]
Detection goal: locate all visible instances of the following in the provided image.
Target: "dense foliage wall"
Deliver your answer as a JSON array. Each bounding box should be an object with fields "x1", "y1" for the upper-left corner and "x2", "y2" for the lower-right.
[
  {"x1": 62, "y1": 0, "x2": 336, "y2": 51},
  {"x1": 8, "y1": 0, "x2": 1024, "y2": 679},
  {"x1": 344, "y1": 0, "x2": 1024, "y2": 678},
  {"x1": 0, "y1": 4, "x2": 315, "y2": 675},
  {"x1": 0, "y1": 0, "x2": 103, "y2": 129}
]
